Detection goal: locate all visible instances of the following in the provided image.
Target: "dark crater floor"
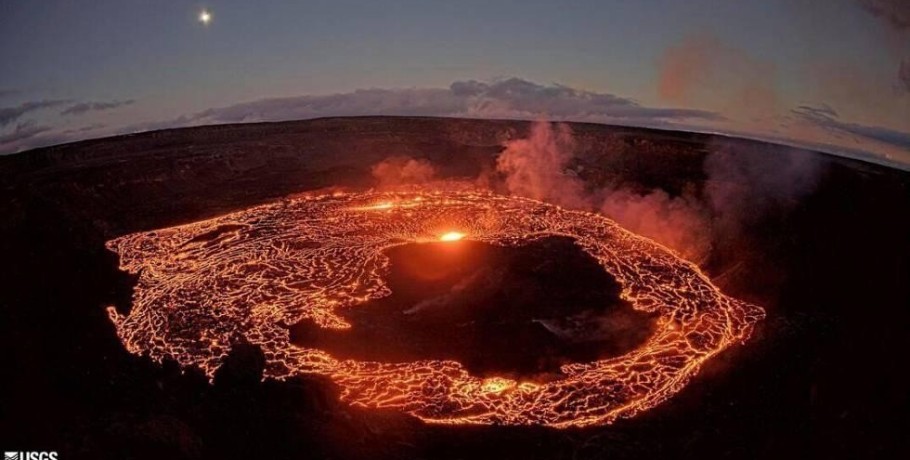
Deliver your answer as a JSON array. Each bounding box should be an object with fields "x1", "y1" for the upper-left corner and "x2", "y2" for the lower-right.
[{"x1": 289, "y1": 236, "x2": 656, "y2": 380}]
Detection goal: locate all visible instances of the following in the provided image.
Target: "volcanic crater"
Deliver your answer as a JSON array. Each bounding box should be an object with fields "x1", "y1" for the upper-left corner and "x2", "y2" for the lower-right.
[{"x1": 289, "y1": 236, "x2": 658, "y2": 381}]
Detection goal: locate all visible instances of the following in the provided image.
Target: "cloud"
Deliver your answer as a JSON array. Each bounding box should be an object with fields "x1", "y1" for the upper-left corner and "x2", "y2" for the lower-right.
[
  {"x1": 792, "y1": 104, "x2": 910, "y2": 150},
  {"x1": 60, "y1": 99, "x2": 135, "y2": 116},
  {"x1": 791, "y1": 103, "x2": 838, "y2": 119},
  {"x1": 0, "y1": 99, "x2": 69, "y2": 127},
  {"x1": 0, "y1": 125, "x2": 83, "y2": 154},
  {"x1": 120, "y1": 115, "x2": 195, "y2": 134},
  {"x1": 448, "y1": 78, "x2": 724, "y2": 122},
  {"x1": 800, "y1": 60, "x2": 909, "y2": 126},
  {"x1": 1, "y1": 78, "x2": 901, "y2": 169},
  {"x1": 858, "y1": 0, "x2": 910, "y2": 30},
  {"x1": 658, "y1": 33, "x2": 779, "y2": 119},
  {"x1": 61, "y1": 123, "x2": 106, "y2": 135},
  {"x1": 0, "y1": 121, "x2": 53, "y2": 145},
  {"x1": 192, "y1": 77, "x2": 723, "y2": 126},
  {"x1": 857, "y1": 0, "x2": 910, "y2": 92},
  {"x1": 0, "y1": 121, "x2": 103, "y2": 154},
  {"x1": 193, "y1": 88, "x2": 461, "y2": 121},
  {"x1": 0, "y1": 78, "x2": 724, "y2": 156}
]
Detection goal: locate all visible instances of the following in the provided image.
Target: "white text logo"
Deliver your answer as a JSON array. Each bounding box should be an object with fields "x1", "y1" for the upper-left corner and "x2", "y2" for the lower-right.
[{"x1": 4, "y1": 452, "x2": 58, "y2": 460}]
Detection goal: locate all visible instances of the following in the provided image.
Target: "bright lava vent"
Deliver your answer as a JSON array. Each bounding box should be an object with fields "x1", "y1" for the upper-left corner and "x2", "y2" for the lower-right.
[
  {"x1": 105, "y1": 190, "x2": 764, "y2": 428},
  {"x1": 439, "y1": 231, "x2": 466, "y2": 242}
]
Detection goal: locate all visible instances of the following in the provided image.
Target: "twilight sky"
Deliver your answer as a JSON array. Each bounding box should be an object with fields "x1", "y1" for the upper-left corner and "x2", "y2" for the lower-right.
[{"x1": 1, "y1": 0, "x2": 908, "y2": 167}]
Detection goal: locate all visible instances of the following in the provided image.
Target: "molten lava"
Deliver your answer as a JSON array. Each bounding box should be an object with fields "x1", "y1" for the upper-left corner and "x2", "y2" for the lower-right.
[
  {"x1": 439, "y1": 231, "x2": 466, "y2": 242},
  {"x1": 106, "y1": 190, "x2": 764, "y2": 428}
]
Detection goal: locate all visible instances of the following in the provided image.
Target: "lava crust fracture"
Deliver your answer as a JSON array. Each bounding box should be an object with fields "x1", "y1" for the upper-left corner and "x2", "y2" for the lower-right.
[{"x1": 106, "y1": 190, "x2": 764, "y2": 427}]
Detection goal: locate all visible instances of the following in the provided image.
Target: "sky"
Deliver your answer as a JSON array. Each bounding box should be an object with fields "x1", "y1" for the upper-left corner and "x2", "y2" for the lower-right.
[{"x1": 1, "y1": 0, "x2": 908, "y2": 168}]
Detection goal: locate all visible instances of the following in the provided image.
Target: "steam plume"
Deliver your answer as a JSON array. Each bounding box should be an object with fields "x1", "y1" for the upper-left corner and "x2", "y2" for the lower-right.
[
  {"x1": 494, "y1": 121, "x2": 823, "y2": 263},
  {"x1": 495, "y1": 121, "x2": 588, "y2": 209},
  {"x1": 371, "y1": 156, "x2": 437, "y2": 189}
]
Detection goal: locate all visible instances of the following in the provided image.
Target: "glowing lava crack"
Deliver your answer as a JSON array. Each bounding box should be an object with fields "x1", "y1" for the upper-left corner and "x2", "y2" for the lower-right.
[{"x1": 106, "y1": 190, "x2": 764, "y2": 428}]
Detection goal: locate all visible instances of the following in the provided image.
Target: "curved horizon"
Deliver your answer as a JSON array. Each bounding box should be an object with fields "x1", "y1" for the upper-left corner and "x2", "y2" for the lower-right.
[
  {"x1": 3, "y1": 1, "x2": 908, "y2": 168},
  {"x1": 5, "y1": 109, "x2": 907, "y2": 173}
]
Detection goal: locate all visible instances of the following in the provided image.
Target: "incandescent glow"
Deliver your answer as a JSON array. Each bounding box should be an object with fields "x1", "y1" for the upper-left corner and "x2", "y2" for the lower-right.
[
  {"x1": 439, "y1": 231, "x2": 466, "y2": 242},
  {"x1": 105, "y1": 189, "x2": 764, "y2": 428},
  {"x1": 198, "y1": 9, "x2": 211, "y2": 25}
]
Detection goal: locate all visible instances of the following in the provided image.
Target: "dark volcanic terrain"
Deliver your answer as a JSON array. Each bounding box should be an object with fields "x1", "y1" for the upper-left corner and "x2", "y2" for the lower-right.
[
  {"x1": 1, "y1": 116, "x2": 908, "y2": 459},
  {"x1": 290, "y1": 236, "x2": 656, "y2": 380}
]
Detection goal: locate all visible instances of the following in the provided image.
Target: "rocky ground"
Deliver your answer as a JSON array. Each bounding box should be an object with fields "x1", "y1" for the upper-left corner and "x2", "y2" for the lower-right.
[{"x1": 1, "y1": 116, "x2": 908, "y2": 459}]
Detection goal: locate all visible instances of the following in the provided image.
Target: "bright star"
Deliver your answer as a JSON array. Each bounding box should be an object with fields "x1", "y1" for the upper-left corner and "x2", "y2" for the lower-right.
[{"x1": 199, "y1": 10, "x2": 212, "y2": 25}]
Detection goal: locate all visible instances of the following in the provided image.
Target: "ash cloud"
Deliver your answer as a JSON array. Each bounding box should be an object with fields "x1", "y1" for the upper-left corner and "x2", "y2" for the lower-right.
[
  {"x1": 493, "y1": 121, "x2": 823, "y2": 263},
  {"x1": 61, "y1": 99, "x2": 135, "y2": 116}
]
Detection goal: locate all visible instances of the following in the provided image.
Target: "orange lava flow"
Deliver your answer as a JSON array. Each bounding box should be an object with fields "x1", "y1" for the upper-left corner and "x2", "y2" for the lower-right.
[{"x1": 105, "y1": 190, "x2": 764, "y2": 428}]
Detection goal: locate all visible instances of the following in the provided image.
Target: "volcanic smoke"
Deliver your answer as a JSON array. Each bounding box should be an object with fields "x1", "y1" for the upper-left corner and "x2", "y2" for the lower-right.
[{"x1": 495, "y1": 121, "x2": 822, "y2": 263}]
